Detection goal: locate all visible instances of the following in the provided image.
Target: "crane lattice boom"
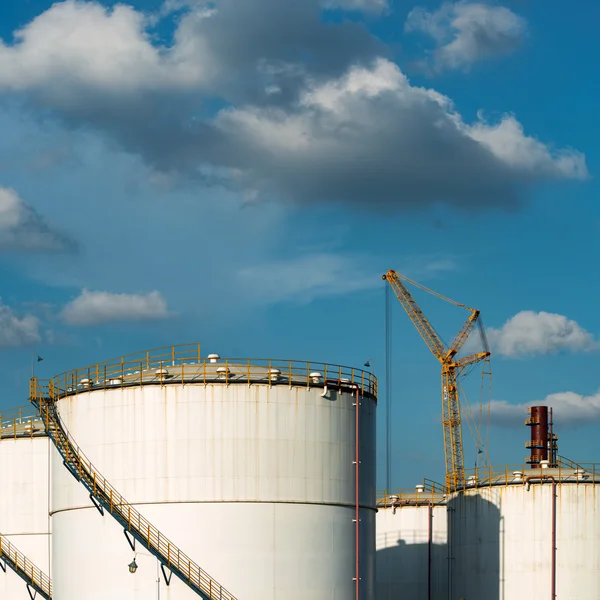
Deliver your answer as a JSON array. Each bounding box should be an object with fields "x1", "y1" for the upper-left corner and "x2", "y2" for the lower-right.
[{"x1": 382, "y1": 269, "x2": 490, "y2": 491}]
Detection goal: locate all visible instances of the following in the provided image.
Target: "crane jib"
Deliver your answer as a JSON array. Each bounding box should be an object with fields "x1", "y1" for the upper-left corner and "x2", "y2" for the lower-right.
[{"x1": 383, "y1": 269, "x2": 490, "y2": 491}]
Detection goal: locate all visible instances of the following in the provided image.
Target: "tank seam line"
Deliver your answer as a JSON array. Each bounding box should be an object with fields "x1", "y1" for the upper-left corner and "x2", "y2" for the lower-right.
[{"x1": 50, "y1": 499, "x2": 377, "y2": 516}]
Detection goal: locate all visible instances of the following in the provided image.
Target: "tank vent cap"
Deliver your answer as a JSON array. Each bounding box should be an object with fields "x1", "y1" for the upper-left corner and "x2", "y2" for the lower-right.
[
  {"x1": 388, "y1": 495, "x2": 400, "y2": 503},
  {"x1": 575, "y1": 469, "x2": 589, "y2": 480},
  {"x1": 208, "y1": 353, "x2": 220, "y2": 363},
  {"x1": 310, "y1": 372, "x2": 323, "y2": 384},
  {"x1": 79, "y1": 378, "x2": 93, "y2": 388},
  {"x1": 415, "y1": 484, "x2": 425, "y2": 493},
  {"x1": 269, "y1": 368, "x2": 281, "y2": 381},
  {"x1": 540, "y1": 460, "x2": 550, "y2": 469},
  {"x1": 216, "y1": 366, "x2": 230, "y2": 379},
  {"x1": 109, "y1": 378, "x2": 123, "y2": 386},
  {"x1": 340, "y1": 377, "x2": 351, "y2": 384},
  {"x1": 512, "y1": 471, "x2": 524, "y2": 481},
  {"x1": 156, "y1": 368, "x2": 169, "y2": 377},
  {"x1": 466, "y1": 475, "x2": 478, "y2": 487}
]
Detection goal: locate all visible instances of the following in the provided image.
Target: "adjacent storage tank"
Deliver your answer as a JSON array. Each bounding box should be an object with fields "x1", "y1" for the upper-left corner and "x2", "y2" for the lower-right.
[
  {"x1": 49, "y1": 345, "x2": 377, "y2": 600},
  {"x1": 449, "y1": 464, "x2": 600, "y2": 600},
  {"x1": 376, "y1": 482, "x2": 448, "y2": 600},
  {"x1": 0, "y1": 406, "x2": 51, "y2": 598}
]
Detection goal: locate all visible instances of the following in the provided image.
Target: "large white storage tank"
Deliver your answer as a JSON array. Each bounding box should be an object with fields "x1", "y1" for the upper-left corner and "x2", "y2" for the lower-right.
[
  {"x1": 376, "y1": 482, "x2": 448, "y2": 600},
  {"x1": 0, "y1": 406, "x2": 51, "y2": 598},
  {"x1": 449, "y1": 465, "x2": 600, "y2": 600},
  {"x1": 49, "y1": 345, "x2": 377, "y2": 600}
]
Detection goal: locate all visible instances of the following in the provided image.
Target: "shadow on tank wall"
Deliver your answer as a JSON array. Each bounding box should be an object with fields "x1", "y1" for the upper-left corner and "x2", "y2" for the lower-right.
[
  {"x1": 376, "y1": 538, "x2": 448, "y2": 600},
  {"x1": 447, "y1": 491, "x2": 502, "y2": 600},
  {"x1": 376, "y1": 493, "x2": 501, "y2": 600}
]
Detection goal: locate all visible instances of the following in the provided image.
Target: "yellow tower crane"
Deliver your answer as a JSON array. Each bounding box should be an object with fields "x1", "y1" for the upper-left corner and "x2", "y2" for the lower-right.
[{"x1": 382, "y1": 269, "x2": 490, "y2": 491}]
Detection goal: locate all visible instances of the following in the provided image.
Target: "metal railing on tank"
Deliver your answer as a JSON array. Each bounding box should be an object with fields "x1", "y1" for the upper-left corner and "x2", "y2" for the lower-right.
[
  {"x1": 460, "y1": 461, "x2": 600, "y2": 489},
  {"x1": 0, "y1": 406, "x2": 45, "y2": 440},
  {"x1": 378, "y1": 479, "x2": 447, "y2": 508},
  {"x1": 42, "y1": 343, "x2": 377, "y2": 400},
  {"x1": 0, "y1": 535, "x2": 52, "y2": 599}
]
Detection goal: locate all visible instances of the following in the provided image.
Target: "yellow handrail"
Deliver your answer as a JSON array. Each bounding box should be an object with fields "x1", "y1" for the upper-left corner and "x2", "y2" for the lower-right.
[
  {"x1": 43, "y1": 344, "x2": 377, "y2": 401},
  {"x1": 377, "y1": 479, "x2": 447, "y2": 507},
  {"x1": 0, "y1": 534, "x2": 52, "y2": 599},
  {"x1": 0, "y1": 406, "x2": 45, "y2": 440},
  {"x1": 460, "y1": 462, "x2": 600, "y2": 489},
  {"x1": 32, "y1": 386, "x2": 239, "y2": 600}
]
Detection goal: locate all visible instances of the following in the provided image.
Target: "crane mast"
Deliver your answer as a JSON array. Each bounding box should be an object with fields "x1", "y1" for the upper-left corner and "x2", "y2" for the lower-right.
[{"x1": 383, "y1": 269, "x2": 490, "y2": 491}]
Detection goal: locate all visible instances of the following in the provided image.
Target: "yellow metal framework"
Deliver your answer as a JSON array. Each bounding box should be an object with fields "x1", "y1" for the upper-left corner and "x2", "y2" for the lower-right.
[
  {"x1": 0, "y1": 406, "x2": 46, "y2": 440},
  {"x1": 0, "y1": 534, "x2": 52, "y2": 599},
  {"x1": 382, "y1": 270, "x2": 490, "y2": 491},
  {"x1": 44, "y1": 343, "x2": 377, "y2": 400},
  {"x1": 377, "y1": 479, "x2": 447, "y2": 507},
  {"x1": 30, "y1": 378, "x2": 239, "y2": 600},
  {"x1": 461, "y1": 460, "x2": 600, "y2": 488}
]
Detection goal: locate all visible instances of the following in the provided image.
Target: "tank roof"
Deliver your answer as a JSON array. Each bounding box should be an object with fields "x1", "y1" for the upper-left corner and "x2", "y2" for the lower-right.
[
  {"x1": 460, "y1": 461, "x2": 600, "y2": 490},
  {"x1": 31, "y1": 343, "x2": 377, "y2": 402},
  {"x1": 378, "y1": 479, "x2": 447, "y2": 507},
  {"x1": 0, "y1": 405, "x2": 46, "y2": 440}
]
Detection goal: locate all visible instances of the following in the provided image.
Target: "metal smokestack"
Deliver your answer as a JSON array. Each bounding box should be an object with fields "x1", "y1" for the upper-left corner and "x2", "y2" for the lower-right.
[{"x1": 526, "y1": 406, "x2": 549, "y2": 468}]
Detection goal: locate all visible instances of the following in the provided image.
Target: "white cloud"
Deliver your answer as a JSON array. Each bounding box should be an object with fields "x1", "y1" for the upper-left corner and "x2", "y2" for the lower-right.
[
  {"x1": 0, "y1": 2, "x2": 585, "y2": 211},
  {"x1": 238, "y1": 253, "x2": 378, "y2": 304},
  {"x1": 0, "y1": 0, "x2": 376, "y2": 105},
  {"x1": 217, "y1": 58, "x2": 586, "y2": 207},
  {"x1": 0, "y1": 186, "x2": 76, "y2": 252},
  {"x1": 322, "y1": 0, "x2": 388, "y2": 12},
  {"x1": 489, "y1": 389, "x2": 600, "y2": 428},
  {"x1": 0, "y1": 1, "x2": 211, "y2": 100},
  {"x1": 61, "y1": 289, "x2": 171, "y2": 326},
  {"x1": 486, "y1": 311, "x2": 596, "y2": 358},
  {"x1": 406, "y1": 1, "x2": 528, "y2": 72},
  {"x1": 0, "y1": 300, "x2": 41, "y2": 347}
]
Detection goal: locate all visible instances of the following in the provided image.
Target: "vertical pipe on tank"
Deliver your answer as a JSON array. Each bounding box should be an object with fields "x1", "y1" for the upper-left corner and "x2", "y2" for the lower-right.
[
  {"x1": 548, "y1": 408, "x2": 557, "y2": 467},
  {"x1": 354, "y1": 386, "x2": 360, "y2": 600},
  {"x1": 551, "y1": 482, "x2": 556, "y2": 600},
  {"x1": 427, "y1": 503, "x2": 433, "y2": 600}
]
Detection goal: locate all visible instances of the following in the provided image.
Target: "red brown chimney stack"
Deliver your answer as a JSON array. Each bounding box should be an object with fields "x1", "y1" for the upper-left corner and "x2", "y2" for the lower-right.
[{"x1": 526, "y1": 406, "x2": 549, "y2": 467}]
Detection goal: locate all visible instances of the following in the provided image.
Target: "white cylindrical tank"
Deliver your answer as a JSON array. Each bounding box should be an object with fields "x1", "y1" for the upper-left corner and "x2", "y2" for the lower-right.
[
  {"x1": 0, "y1": 406, "x2": 51, "y2": 599},
  {"x1": 449, "y1": 466, "x2": 600, "y2": 600},
  {"x1": 50, "y1": 347, "x2": 377, "y2": 600},
  {"x1": 376, "y1": 484, "x2": 448, "y2": 600}
]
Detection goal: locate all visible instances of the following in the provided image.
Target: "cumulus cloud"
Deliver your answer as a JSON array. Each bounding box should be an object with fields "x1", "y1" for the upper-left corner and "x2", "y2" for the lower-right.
[
  {"x1": 489, "y1": 390, "x2": 600, "y2": 428},
  {"x1": 487, "y1": 311, "x2": 597, "y2": 358},
  {"x1": 238, "y1": 253, "x2": 379, "y2": 304},
  {"x1": 0, "y1": 186, "x2": 76, "y2": 252},
  {"x1": 216, "y1": 59, "x2": 586, "y2": 208},
  {"x1": 0, "y1": 300, "x2": 41, "y2": 347},
  {"x1": 0, "y1": 1, "x2": 585, "y2": 211},
  {"x1": 0, "y1": 1, "x2": 209, "y2": 96},
  {"x1": 0, "y1": 0, "x2": 378, "y2": 103},
  {"x1": 406, "y1": 1, "x2": 527, "y2": 72},
  {"x1": 61, "y1": 289, "x2": 171, "y2": 325}
]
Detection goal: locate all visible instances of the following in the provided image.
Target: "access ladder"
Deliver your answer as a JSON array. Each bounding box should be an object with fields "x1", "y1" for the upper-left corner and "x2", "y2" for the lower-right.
[
  {"x1": 0, "y1": 534, "x2": 52, "y2": 599},
  {"x1": 31, "y1": 384, "x2": 238, "y2": 600}
]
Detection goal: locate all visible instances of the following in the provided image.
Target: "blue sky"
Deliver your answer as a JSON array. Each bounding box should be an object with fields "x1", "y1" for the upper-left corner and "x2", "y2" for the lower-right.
[{"x1": 0, "y1": 0, "x2": 599, "y2": 490}]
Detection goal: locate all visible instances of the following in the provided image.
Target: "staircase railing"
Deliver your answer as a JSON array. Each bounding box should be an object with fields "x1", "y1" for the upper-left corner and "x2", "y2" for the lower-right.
[
  {"x1": 30, "y1": 379, "x2": 238, "y2": 600},
  {"x1": 0, "y1": 534, "x2": 52, "y2": 599}
]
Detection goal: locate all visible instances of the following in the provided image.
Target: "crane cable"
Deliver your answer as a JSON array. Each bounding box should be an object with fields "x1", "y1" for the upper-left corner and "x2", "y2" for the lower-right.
[{"x1": 385, "y1": 284, "x2": 392, "y2": 492}]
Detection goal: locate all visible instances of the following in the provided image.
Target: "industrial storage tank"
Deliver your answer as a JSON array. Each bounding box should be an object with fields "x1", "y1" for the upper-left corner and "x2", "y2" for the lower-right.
[
  {"x1": 48, "y1": 344, "x2": 377, "y2": 600},
  {"x1": 376, "y1": 482, "x2": 448, "y2": 600},
  {"x1": 449, "y1": 404, "x2": 600, "y2": 600},
  {"x1": 0, "y1": 406, "x2": 51, "y2": 598}
]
